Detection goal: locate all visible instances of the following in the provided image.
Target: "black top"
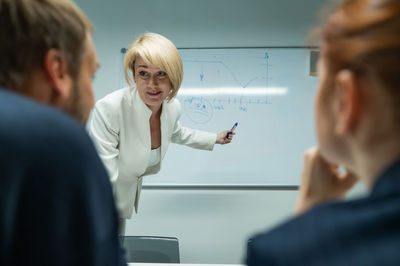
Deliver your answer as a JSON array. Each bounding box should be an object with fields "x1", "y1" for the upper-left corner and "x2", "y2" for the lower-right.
[
  {"x1": 247, "y1": 157, "x2": 400, "y2": 266},
  {"x1": 0, "y1": 89, "x2": 126, "y2": 266}
]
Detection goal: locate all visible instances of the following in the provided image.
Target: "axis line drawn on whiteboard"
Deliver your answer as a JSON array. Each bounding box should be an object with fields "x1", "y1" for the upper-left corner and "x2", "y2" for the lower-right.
[{"x1": 184, "y1": 58, "x2": 270, "y2": 89}]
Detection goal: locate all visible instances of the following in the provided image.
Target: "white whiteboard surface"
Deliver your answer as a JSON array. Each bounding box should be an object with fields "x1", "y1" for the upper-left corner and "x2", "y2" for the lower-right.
[{"x1": 120, "y1": 48, "x2": 318, "y2": 186}]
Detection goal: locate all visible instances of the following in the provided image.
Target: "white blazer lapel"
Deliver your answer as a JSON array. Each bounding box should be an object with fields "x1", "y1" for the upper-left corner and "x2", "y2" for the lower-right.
[{"x1": 160, "y1": 103, "x2": 169, "y2": 161}]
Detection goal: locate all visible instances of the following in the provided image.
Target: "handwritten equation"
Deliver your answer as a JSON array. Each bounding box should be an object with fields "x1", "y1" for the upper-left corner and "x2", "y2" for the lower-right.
[{"x1": 182, "y1": 96, "x2": 272, "y2": 124}]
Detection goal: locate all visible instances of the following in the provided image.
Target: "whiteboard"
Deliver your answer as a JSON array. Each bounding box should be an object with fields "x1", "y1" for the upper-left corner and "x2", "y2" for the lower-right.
[{"x1": 119, "y1": 48, "x2": 318, "y2": 186}]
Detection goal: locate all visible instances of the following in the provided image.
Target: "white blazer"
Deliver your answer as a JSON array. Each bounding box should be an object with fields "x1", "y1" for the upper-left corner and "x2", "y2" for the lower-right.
[{"x1": 88, "y1": 87, "x2": 217, "y2": 219}]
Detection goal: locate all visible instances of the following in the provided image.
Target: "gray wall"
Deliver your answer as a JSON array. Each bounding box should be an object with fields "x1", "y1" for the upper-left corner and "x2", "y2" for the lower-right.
[
  {"x1": 75, "y1": 0, "x2": 330, "y2": 263},
  {"x1": 128, "y1": 188, "x2": 298, "y2": 264},
  {"x1": 77, "y1": 0, "x2": 327, "y2": 99}
]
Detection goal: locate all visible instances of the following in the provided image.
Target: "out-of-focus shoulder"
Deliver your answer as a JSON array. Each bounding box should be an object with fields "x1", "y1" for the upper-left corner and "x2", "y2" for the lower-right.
[{"x1": 0, "y1": 89, "x2": 94, "y2": 160}]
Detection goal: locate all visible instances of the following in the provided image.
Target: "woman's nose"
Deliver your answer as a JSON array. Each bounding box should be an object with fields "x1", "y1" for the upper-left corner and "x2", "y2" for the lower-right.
[{"x1": 147, "y1": 75, "x2": 158, "y2": 87}]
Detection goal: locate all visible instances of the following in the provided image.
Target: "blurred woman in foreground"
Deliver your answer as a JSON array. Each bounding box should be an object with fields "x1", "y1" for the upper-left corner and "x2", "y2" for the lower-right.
[{"x1": 247, "y1": 0, "x2": 400, "y2": 264}]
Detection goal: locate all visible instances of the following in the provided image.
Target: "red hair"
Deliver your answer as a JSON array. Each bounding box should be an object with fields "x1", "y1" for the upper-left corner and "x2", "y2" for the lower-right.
[{"x1": 322, "y1": 0, "x2": 400, "y2": 112}]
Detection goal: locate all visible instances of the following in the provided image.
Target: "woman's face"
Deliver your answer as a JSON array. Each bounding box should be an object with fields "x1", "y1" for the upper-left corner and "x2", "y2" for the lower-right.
[{"x1": 133, "y1": 56, "x2": 172, "y2": 110}]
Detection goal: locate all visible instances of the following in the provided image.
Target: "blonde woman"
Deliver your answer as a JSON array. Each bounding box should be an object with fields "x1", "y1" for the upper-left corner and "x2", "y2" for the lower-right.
[{"x1": 89, "y1": 33, "x2": 234, "y2": 234}]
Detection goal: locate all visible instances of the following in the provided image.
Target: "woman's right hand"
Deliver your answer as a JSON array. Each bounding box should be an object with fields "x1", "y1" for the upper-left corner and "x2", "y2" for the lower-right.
[
  {"x1": 294, "y1": 147, "x2": 358, "y2": 216},
  {"x1": 216, "y1": 130, "x2": 235, "y2": 144}
]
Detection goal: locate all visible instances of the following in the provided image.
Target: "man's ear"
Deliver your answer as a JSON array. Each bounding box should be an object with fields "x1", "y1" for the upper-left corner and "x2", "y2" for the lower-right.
[
  {"x1": 334, "y1": 70, "x2": 362, "y2": 135},
  {"x1": 43, "y1": 49, "x2": 73, "y2": 100}
]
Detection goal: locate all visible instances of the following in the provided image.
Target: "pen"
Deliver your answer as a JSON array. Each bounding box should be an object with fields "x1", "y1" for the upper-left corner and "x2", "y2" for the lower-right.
[{"x1": 226, "y1": 122, "x2": 238, "y2": 138}]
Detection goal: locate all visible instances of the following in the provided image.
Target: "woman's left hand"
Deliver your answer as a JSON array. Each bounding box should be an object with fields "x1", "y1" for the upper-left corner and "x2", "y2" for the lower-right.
[
  {"x1": 294, "y1": 147, "x2": 358, "y2": 215},
  {"x1": 216, "y1": 130, "x2": 235, "y2": 144}
]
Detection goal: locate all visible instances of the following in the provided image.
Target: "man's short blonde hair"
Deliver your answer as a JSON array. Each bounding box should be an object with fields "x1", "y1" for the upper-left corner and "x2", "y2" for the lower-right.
[
  {"x1": 124, "y1": 33, "x2": 183, "y2": 102},
  {"x1": 0, "y1": 0, "x2": 92, "y2": 91}
]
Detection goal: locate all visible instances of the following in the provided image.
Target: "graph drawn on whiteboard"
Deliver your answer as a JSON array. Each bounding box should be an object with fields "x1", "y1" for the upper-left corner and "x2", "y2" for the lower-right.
[
  {"x1": 178, "y1": 49, "x2": 276, "y2": 123},
  {"x1": 119, "y1": 48, "x2": 318, "y2": 186}
]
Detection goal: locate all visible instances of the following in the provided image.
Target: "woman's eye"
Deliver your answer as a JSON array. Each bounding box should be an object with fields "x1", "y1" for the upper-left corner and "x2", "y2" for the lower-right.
[
  {"x1": 139, "y1": 71, "x2": 149, "y2": 78},
  {"x1": 157, "y1": 71, "x2": 167, "y2": 78}
]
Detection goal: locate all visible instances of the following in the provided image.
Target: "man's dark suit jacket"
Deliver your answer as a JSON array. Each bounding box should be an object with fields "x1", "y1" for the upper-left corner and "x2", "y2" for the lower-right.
[
  {"x1": 0, "y1": 88, "x2": 126, "y2": 266},
  {"x1": 247, "y1": 158, "x2": 400, "y2": 266}
]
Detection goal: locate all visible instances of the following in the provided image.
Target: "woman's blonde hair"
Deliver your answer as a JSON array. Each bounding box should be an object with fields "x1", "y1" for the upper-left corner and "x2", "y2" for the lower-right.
[{"x1": 124, "y1": 32, "x2": 183, "y2": 102}]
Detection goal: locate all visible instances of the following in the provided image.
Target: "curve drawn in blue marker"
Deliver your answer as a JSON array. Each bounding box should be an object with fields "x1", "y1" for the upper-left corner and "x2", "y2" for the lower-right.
[{"x1": 183, "y1": 97, "x2": 214, "y2": 124}]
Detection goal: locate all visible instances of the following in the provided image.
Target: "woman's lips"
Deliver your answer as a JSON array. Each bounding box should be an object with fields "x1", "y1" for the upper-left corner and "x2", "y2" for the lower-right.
[
  {"x1": 147, "y1": 91, "x2": 162, "y2": 99},
  {"x1": 147, "y1": 91, "x2": 161, "y2": 95}
]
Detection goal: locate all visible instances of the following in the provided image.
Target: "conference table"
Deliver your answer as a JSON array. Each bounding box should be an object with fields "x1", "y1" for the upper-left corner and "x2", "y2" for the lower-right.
[{"x1": 128, "y1": 263, "x2": 245, "y2": 266}]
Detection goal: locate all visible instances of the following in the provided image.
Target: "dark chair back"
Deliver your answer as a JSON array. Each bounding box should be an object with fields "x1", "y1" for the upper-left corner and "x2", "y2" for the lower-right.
[{"x1": 120, "y1": 236, "x2": 180, "y2": 263}]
